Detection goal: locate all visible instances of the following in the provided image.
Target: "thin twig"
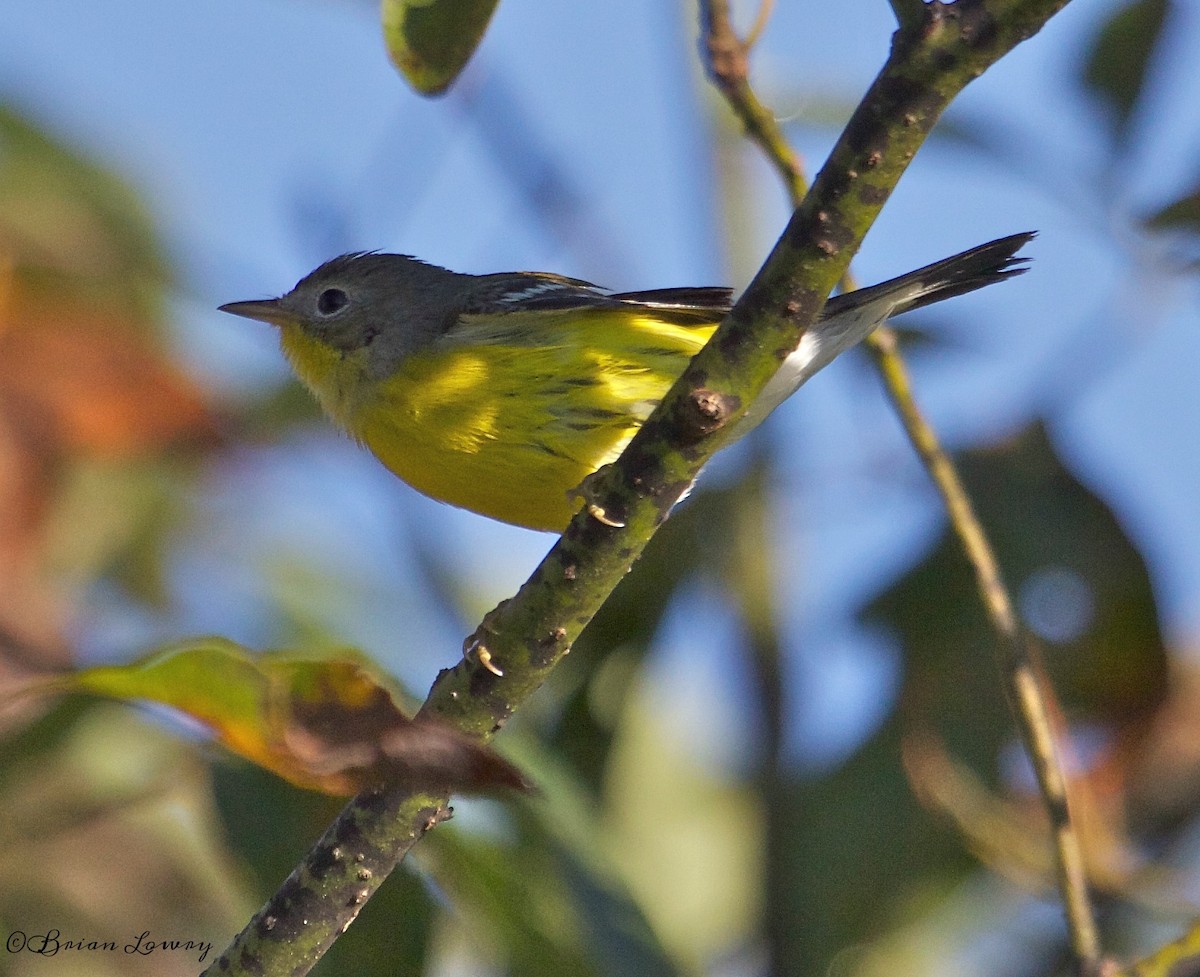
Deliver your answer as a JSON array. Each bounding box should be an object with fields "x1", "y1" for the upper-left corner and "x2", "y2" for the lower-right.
[
  {"x1": 744, "y1": 0, "x2": 775, "y2": 49},
  {"x1": 701, "y1": 0, "x2": 805, "y2": 202},
  {"x1": 698, "y1": 0, "x2": 1100, "y2": 970},
  {"x1": 870, "y1": 264, "x2": 1100, "y2": 972}
]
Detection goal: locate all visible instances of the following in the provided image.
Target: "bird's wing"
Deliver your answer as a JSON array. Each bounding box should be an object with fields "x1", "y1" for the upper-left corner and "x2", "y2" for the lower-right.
[
  {"x1": 462, "y1": 272, "x2": 619, "y2": 314},
  {"x1": 608, "y1": 286, "x2": 732, "y2": 312},
  {"x1": 463, "y1": 272, "x2": 732, "y2": 316}
]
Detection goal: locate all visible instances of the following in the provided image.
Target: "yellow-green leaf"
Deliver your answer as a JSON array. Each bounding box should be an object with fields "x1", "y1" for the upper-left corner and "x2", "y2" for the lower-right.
[
  {"x1": 53, "y1": 638, "x2": 529, "y2": 796},
  {"x1": 382, "y1": 0, "x2": 501, "y2": 95}
]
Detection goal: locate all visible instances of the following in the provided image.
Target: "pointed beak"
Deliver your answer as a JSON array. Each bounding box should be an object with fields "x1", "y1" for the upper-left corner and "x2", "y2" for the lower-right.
[{"x1": 218, "y1": 298, "x2": 289, "y2": 326}]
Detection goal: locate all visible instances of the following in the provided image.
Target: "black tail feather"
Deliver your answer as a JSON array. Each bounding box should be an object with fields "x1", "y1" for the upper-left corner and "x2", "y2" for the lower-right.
[
  {"x1": 610, "y1": 285, "x2": 734, "y2": 311},
  {"x1": 825, "y1": 231, "x2": 1036, "y2": 319}
]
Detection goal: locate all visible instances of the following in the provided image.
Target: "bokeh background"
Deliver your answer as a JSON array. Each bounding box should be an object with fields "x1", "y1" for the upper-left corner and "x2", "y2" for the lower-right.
[{"x1": 2, "y1": 0, "x2": 1199, "y2": 975}]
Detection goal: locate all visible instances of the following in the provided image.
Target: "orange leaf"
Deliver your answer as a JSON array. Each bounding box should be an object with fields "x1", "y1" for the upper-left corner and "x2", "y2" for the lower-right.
[
  {"x1": 0, "y1": 281, "x2": 219, "y2": 459},
  {"x1": 54, "y1": 639, "x2": 529, "y2": 797}
]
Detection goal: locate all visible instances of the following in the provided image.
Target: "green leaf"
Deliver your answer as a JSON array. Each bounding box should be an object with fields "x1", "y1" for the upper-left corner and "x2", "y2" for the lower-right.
[
  {"x1": 54, "y1": 638, "x2": 529, "y2": 796},
  {"x1": 0, "y1": 704, "x2": 252, "y2": 971},
  {"x1": 419, "y1": 789, "x2": 684, "y2": 977},
  {"x1": 1081, "y1": 0, "x2": 1170, "y2": 144},
  {"x1": 870, "y1": 423, "x2": 1167, "y2": 726},
  {"x1": 0, "y1": 104, "x2": 168, "y2": 308},
  {"x1": 423, "y1": 826, "x2": 605, "y2": 976},
  {"x1": 771, "y1": 423, "x2": 1169, "y2": 976},
  {"x1": 382, "y1": 0, "x2": 501, "y2": 95}
]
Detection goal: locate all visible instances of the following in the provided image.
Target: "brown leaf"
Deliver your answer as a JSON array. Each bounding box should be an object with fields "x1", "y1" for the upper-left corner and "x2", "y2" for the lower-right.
[
  {"x1": 0, "y1": 280, "x2": 219, "y2": 460},
  {"x1": 58, "y1": 639, "x2": 532, "y2": 797}
]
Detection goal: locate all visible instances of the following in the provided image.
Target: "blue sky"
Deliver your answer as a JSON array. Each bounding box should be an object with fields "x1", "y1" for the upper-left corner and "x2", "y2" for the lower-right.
[{"x1": 4, "y1": 0, "x2": 1199, "y2": 766}]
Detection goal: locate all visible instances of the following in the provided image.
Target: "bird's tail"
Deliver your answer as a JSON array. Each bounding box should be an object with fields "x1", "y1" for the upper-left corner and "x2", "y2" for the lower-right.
[
  {"x1": 824, "y1": 230, "x2": 1036, "y2": 321},
  {"x1": 739, "y1": 232, "x2": 1036, "y2": 434}
]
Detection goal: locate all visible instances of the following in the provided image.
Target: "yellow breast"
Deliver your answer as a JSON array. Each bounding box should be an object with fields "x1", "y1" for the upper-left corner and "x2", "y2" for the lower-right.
[
  {"x1": 278, "y1": 323, "x2": 373, "y2": 426},
  {"x1": 282, "y1": 310, "x2": 717, "y2": 531}
]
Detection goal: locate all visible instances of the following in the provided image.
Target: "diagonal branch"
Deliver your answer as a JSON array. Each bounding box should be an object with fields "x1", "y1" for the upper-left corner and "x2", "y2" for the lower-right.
[
  {"x1": 699, "y1": 0, "x2": 1099, "y2": 970},
  {"x1": 205, "y1": 2, "x2": 1077, "y2": 974}
]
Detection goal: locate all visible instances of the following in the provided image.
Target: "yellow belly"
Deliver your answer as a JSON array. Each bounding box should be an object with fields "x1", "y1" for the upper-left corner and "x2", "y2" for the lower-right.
[
  {"x1": 357, "y1": 345, "x2": 667, "y2": 531},
  {"x1": 282, "y1": 310, "x2": 716, "y2": 531}
]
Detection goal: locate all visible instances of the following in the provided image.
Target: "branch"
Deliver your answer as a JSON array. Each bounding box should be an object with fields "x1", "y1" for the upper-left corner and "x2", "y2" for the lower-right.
[
  {"x1": 701, "y1": 0, "x2": 805, "y2": 203},
  {"x1": 205, "y1": 2, "x2": 1076, "y2": 973},
  {"x1": 700, "y1": 0, "x2": 1099, "y2": 970}
]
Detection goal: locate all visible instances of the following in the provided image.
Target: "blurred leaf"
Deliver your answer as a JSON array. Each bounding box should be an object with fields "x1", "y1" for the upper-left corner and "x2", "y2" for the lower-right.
[
  {"x1": 0, "y1": 273, "x2": 219, "y2": 606},
  {"x1": 424, "y1": 825, "x2": 605, "y2": 976},
  {"x1": 901, "y1": 730, "x2": 1062, "y2": 890},
  {"x1": 235, "y1": 377, "x2": 325, "y2": 440},
  {"x1": 0, "y1": 105, "x2": 167, "y2": 305},
  {"x1": 555, "y1": 845, "x2": 682, "y2": 977},
  {"x1": 421, "y1": 801, "x2": 682, "y2": 977},
  {"x1": 382, "y1": 0, "x2": 500, "y2": 95},
  {"x1": 0, "y1": 702, "x2": 250, "y2": 975},
  {"x1": 0, "y1": 283, "x2": 217, "y2": 459},
  {"x1": 1124, "y1": 659, "x2": 1200, "y2": 840},
  {"x1": 0, "y1": 104, "x2": 219, "y2": 648},
  {"x1": 872, "y1": 423, "x2": 1167, "y2": 737},
  {"x1": 1081, "y1": 0, "x2": 1169, "y2": 144},
  {"x1": 57, "y1": 638, "x2": 530, "y2": 796},
  {"x1": 768, "y1": 423, "x2": 1168, "y2": 977},
  {"x1": 901, "y1": 726, "x2": 1160, "y2": 905},
  {"x1": 42, "y1": 459, "x2": 191, "y2": 606},
  {"x1": 774, "y1": 716, "x2": 971, "y2": 977},
  {"x1": 211, "y1": 759, "x2": 344, "y2": 891},
  {"x1": 600, "y1": 677, "x2": 761, "y2": 968},
  {"x1": 1145, "y1": 184, "x2": 1200, "y2": 232}
]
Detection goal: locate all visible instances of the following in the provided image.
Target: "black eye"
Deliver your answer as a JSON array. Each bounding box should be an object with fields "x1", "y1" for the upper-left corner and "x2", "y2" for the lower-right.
[{"x1": 316, "y1": 287, "x2": 349, "y2": 316}]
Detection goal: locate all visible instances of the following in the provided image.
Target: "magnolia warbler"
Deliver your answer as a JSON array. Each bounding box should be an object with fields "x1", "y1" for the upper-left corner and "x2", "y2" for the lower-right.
[{"x1": 220, "y1": 233, "x2": 1033, "y2": 532}]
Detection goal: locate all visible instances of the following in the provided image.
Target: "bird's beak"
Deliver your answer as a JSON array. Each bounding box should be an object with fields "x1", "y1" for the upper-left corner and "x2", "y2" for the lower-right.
[{"x1": 218, "y1": 298, "x2": 288, "y2": 326}]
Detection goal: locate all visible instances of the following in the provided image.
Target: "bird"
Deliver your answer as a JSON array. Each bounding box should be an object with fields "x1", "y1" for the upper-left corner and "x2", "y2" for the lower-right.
[{"x1": 220, "y1": 232, "x2": 1034, "y2": 532}]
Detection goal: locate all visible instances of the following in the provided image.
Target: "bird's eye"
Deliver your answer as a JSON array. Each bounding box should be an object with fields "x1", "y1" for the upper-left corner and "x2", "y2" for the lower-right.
[{"x1": 316, "y1": 288, "x2": 349, "y2": 316}]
